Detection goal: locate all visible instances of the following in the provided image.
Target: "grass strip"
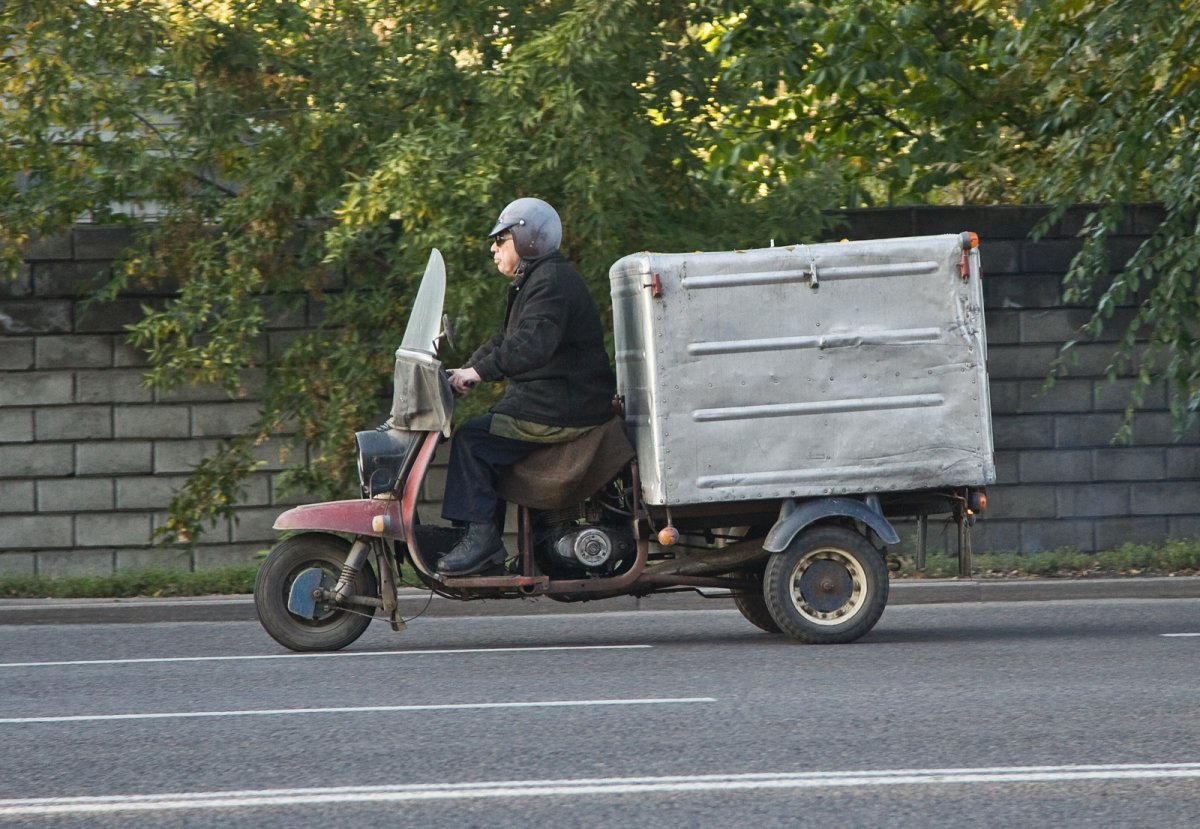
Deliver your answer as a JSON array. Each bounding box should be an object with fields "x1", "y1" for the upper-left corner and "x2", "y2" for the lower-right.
[
  {"x1": 0, "y1": 566, "x2": 261, "y2": 600},
  {"x1": 0, "y1": 538, "x2": 1197, "y2": 599},
  {"x1": 893, "y1": 537, "x2": 1200, "y2": 579}
]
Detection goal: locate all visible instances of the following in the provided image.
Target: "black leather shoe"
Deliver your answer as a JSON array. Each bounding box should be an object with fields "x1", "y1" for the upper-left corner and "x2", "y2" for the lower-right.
[{"x1": 437, "y1": 522, "x2": 507, "y2": 576}]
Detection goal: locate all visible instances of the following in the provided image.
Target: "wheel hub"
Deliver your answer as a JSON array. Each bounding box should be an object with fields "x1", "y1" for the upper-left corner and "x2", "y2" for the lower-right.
[
  {"x1": 286, "y1": 565, "x2": 340, "y2": 622},
  {"x1": 799, "y1": 559, "x2": 854, "y2": 613},
  {"x1": 286, "y1": 567, "x2": 326, "y2": 620},
  {"x1": 791, "y1": 549, "x2": 866, "y2": 624}
]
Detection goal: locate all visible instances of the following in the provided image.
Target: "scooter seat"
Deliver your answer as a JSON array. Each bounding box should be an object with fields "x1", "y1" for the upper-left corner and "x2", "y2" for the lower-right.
[{"x1": 495, "y1": 417, "x2": 635, "y2": 510}]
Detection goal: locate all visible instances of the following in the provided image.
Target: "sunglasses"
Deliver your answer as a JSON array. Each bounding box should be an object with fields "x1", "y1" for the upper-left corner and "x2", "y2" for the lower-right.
[{"x1": 491, "y1": 234, "x2": 512, "y2": 247}]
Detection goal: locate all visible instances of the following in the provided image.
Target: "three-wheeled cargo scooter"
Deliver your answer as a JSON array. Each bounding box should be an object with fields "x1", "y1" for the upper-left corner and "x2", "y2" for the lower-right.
[{"x1": 254, "y1": 233, "x2": 994, "y2": 650}]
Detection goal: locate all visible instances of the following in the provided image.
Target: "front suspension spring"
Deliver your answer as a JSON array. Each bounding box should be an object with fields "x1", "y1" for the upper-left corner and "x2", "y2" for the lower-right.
[{"x1": 332, "y1": 563, "x2": 360, "y2": 601}]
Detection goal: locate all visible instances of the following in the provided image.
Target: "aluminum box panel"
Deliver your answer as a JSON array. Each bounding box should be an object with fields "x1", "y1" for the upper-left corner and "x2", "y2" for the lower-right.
[{"x1": 609, "y1": 234, "x2": 995, "y2": 507}]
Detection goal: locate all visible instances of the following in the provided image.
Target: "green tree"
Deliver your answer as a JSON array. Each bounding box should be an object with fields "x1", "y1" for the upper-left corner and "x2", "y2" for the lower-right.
[
  {"x1": 3, "y1": 1, "x2": 1197, "y2": 544},
  {"x1": 0, "y1": 0, "x2": 838, "y2": 543},
  {"x1": 705, "y1": 0, "x2": 1030, "y2": 206},
  {"x1": 1010, "y1": 0, "x2": 1200, "y2": 438},
  {"x1": 703, "y1": 0, "x2": 1199, "y2": 434}
]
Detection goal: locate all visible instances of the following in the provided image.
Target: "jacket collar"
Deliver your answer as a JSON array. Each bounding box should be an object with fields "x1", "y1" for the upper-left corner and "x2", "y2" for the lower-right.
[{"x1": 512, "y1": 250, "x2": 563, "y2": 291}]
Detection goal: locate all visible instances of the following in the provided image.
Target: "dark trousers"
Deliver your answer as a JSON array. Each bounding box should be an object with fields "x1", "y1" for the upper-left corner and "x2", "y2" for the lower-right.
[{"x1": 441, "y1": 414, "x2": 545, "y2": 525}]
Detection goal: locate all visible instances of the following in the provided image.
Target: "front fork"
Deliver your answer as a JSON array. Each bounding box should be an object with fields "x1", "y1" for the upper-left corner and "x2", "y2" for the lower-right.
[
  {"x1": 287, "y1": 536, "x2": 408, "y2": 631},
  {"x1": 337, "y1": 536, "x2": 408, "y2": 631},
  {"x1": 371, "y1": 537, "x2": 406, "y2": 631},
  {"x1": 332, "y1": 538, "x2": 372, "y2": 602},
  {"x1": 283, "y1": 430, "x2": 441, "y2": 630}
]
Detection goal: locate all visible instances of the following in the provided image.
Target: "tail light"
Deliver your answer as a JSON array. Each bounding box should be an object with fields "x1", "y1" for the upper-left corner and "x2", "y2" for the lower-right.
[{"x1": 967, "y1": 489, "x2": 988, "y2": 514}]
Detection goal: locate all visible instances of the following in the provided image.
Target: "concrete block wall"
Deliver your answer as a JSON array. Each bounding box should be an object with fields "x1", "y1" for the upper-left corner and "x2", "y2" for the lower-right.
[
  {"x1": 0, "y1": 227, "x2": 323, "y2": 577},
  {"x1": 2, "y1": 208, "x2": 1197, "y2": 577},
  {"x1": 829, "y1": 205, "x2": 1199, "y2": 555}
]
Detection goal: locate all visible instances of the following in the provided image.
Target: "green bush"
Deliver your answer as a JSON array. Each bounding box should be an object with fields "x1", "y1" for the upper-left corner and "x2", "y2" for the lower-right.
[
  {"x1": 893, "y1": 537, "x2": 1200, "y2": 579},
  {"x1": 0, "y1": 566, "x2": 260, "y2": 600}
]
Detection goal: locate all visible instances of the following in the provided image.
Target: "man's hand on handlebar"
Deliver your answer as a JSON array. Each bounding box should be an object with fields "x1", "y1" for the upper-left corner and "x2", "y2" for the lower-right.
[{"x1": 448, "y1": 367, "x2": 480, "y2": 396}]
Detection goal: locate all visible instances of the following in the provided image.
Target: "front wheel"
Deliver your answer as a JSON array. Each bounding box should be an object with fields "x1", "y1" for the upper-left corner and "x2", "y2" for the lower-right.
[
  {"x1": 255, "y1": 532, "x2": 379, "y2": 652},
  {"x1": 762, "y1": 525, "x2": 888, "y2": 644}
]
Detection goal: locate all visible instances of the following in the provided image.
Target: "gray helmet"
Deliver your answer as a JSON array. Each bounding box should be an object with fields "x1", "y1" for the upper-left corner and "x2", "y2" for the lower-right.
[{"x1": 488, "y1": 197, "x2": 562, "y2": 259}]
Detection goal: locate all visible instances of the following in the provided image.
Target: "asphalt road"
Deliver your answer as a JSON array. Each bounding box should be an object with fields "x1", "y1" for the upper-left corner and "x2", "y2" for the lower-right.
[{"x1": 1, "y1": 597, "x2": 1198, "y2": 828}]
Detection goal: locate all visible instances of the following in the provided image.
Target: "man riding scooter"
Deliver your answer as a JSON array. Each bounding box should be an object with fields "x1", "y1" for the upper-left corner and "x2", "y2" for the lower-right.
[
  {"x1": 257, "y1": 206, "x2": 988, "y2": 651},
  {"x1": 438, "y1": 198, "x2": 617, "y2": 576}
]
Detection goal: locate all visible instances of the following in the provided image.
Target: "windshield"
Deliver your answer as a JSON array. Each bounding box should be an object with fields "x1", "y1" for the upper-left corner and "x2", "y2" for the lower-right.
[
  {"x1": 398, "y1": 248, "x2": 446, "y2": 356},
  {"x1": 388, "y1": 248, "x2": 453, "y2": 436}
]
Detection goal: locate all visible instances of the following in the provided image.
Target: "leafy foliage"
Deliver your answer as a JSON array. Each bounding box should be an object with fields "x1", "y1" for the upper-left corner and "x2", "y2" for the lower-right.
[
  {"x1": 2, "y1": 1, "x2": 1198, "y2": 543},
  {"x1": 706, "y1": 0, "x2": 1030, "y2": 206},
  {"x1": 898, "y1": 536, "x2": 1200, "y2": 579},
  {"x1": 1013, "y1": 0, "x2": 1200, "y2": 438},
  {"x1": 707, "y1": 0, "x2": 1200, "y2": 436},
  {"x1": 1, "y1": 1, "x2": 838, "y2": 542},
  {"x1": 0, "y1": 565, "x2": 261, "y2": 599}
]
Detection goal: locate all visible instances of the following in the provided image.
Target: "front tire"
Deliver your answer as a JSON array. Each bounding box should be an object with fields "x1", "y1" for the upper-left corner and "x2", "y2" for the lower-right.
[
  {"x1": 255, "y1": 532, "x2": 378, "y2": 652},
  {"x1": 763, "y1": 525, "x2": 888, "y2": 644}
]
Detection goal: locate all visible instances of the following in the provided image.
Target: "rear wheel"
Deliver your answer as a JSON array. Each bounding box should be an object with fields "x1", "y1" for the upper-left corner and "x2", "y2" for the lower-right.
[
  {"x1": 731, "y1": 569, "x2": 781, "y2": 633},
  {"x1": 763, "y1": 525, "x2": 888, "y2": 644},
  {"x1": 255, "y1": 532, "x2": 378, "y2": 652}
]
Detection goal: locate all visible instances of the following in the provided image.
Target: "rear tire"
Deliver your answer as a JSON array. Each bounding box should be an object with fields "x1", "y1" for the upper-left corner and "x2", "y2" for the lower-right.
[
  {"x1": 732, "y1": 569, "x2": 781, "y2": 633},
  {"x1": 763, "y1": 525, "x2": 888, "y2": 644},
  {"x1": 255, "y1": 532, "x2": 378, "y2": 652}
]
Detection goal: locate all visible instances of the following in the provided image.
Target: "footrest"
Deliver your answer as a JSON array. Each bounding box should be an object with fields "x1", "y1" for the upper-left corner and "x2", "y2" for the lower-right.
[{"x1": 438, "y1": 574, "x2": 549, "y2": 590}]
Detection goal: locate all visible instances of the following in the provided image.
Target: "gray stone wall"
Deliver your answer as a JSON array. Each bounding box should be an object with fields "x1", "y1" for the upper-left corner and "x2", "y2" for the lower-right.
[
  {"x1": 1, "y1": 227, "x2": 314, "y2": 577},
  {"x1": 832, "y1": 205, "x2": 1199, "y2": 555},
  {"x1": 1, "y1": 207, "x2": 1197, "y2": 576}
]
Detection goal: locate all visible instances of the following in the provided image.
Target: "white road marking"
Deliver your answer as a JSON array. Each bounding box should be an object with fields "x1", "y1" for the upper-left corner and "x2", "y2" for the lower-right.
[
  {"x1": 0, "y1": 598, "x2": 254, "y2": 612},
  {"x1": 0, "y1": 644, "x2": 651, "y2": 669},
  {"x1": 1161, "y1": 633, "x2": 1200, "y2": 637},
  {"x1": 0, "y1": 697, "x2": 715, "y2": 725},
  {"x1": 0, "y1": 594, "x2": 438, "y2": 612},
  {"x1": 2, "y1": 763, "x2": 1199, "y2": 816}
]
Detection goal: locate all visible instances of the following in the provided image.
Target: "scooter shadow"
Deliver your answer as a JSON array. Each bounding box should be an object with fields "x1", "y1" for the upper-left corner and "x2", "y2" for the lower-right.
[{"x1": 345, "y1": 612, "x2": 1164, "y2": 653}]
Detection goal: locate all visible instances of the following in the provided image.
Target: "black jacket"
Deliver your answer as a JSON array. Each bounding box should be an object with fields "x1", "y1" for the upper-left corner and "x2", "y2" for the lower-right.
[{"x1": 467, "y1": 252, "x2": 616, "y2": 427}]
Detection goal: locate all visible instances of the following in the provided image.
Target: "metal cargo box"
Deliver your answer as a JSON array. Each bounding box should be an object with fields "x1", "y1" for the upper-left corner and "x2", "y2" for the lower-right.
[{"x1": 609, "y1": 234, "x2": 995, "y2": 508}]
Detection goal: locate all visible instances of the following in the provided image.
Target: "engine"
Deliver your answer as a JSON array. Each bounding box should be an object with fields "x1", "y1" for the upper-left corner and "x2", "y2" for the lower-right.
[{"x1": 533, "y1": 504, "x2": 636, "y2": 578}]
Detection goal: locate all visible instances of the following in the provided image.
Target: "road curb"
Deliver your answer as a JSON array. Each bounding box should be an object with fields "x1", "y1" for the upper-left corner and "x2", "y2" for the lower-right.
[
  {"x1": 1, "y1": 576, "x2": 1197, "y2": 626},
  {"x1": 900, "y1": 576, "x2": 1200, "y2": 604}
]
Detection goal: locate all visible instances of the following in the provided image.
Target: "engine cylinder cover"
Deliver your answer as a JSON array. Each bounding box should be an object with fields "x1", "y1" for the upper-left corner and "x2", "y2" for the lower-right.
[{"x1": 558, "y1": 527, "x2": 613, "y2": 568}]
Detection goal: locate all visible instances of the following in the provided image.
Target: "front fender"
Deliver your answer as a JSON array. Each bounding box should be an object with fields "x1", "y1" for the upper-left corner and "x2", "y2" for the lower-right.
[
  {"x1": 273, "y1": 499, "x2": 401, "y2": 539},
  {"x1": 763, "y1": 496, "x2": 899, "y2": 553}
]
